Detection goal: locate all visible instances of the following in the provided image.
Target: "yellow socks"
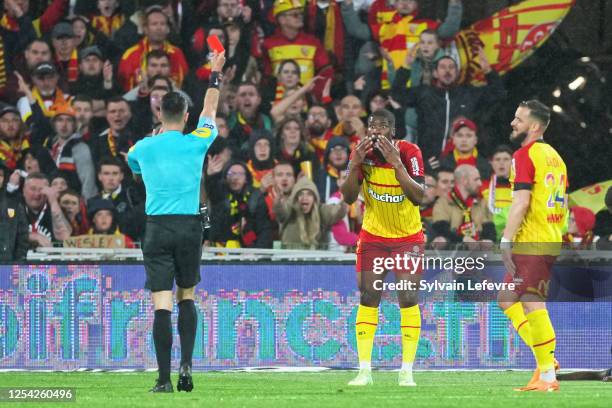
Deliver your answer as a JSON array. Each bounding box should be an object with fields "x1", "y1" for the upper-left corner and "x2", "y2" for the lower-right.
[
  {"x1": 504, "y1": 302, "x2": 534, "y2": 354},
  {"x1": 527, "y1": 309, "x2": 556, "y2": 373},
  {"x1": 400, "y1": 305, "x2": 421, "y2": 370},
  {"x1": 355, "y1": 305, "x2": 378, "y2": 369}
]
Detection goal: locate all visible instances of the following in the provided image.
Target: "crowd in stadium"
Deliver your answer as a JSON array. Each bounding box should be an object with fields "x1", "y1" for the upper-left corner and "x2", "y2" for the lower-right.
[{"x1": 0, "y1": 0, "x2": 611, "y2": 259}]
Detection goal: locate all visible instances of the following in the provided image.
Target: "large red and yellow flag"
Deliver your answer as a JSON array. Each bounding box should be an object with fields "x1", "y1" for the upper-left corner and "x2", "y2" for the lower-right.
[
  {"x1": 451, "y1": 0, "x2": 576, "y2": 85},
  {"x1": 569, "y1": 180, "x2": 612, "y2": 214}
]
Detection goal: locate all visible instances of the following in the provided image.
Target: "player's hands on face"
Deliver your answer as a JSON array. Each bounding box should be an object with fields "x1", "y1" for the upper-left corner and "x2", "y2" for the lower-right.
[
  {"x1": 351, "y1": 137, "x2": 373, "y2": 166},
  {"x1": 374, "y1": 136, "x2": 401, "y2": 167},
  {"x1": 211, "y1": 51, "x2": 226, "y2": 73}
]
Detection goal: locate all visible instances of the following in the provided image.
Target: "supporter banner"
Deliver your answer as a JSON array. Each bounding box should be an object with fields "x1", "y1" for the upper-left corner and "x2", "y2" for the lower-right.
[
  {"x1": 569, "y1": 180, "x2": 612, "y2": 214},
  {"x1": 454, "y1": 0, "x2": 576, "y2": 84},
  {"x1": 0, "y1": 263, "x2": 610, "y2": 370}
]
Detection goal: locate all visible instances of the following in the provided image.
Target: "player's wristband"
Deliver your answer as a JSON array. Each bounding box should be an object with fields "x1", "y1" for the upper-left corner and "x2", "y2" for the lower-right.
[
  {"x1": 500, "y1": 237, "x2": 512, "y2": 250},
  {"x1": 209, "y1": 71, "x2": 222, "y2": 89}
]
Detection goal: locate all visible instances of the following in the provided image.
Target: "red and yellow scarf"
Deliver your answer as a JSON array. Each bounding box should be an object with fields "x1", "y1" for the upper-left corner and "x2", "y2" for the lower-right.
[
  {"x1": 453, "y1": 148, "x2": 479, "y2": 167},
  {"x1": 57, "y1": 49, "x2": 79, "y2": 82},
  {"x1": 91, "y1": 14, "x2": 124, "y2": 37},
  {"x1": 32, "y1": 87, "x2": 68, "y2": 118},
  {"x1": 0, "y1": 137, "x2": 30, "y2": 169}
]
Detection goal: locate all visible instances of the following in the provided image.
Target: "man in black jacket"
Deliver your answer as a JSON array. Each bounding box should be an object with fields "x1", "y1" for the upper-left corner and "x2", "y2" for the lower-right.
[
  {"x1": 391, "y1": 50, "x2": 506, "y2": 168},
  {"x1": 0, "y1": 160, "x2": 29, "y2": 261}
]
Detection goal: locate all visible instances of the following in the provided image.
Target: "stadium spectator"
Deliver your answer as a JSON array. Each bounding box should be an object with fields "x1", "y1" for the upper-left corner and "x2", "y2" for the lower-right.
[
  {"x1": 92, "y1": 156, "x2": 145, "y2": 241},
  {"x1": 315, "y1": 95, "x2": 364, "y2": 161},
  {"x1": 0, "y1": 0, "x2": 37, "y2": 102},
  {"x1": 268, "y1": 59, "x2": 301, "y2": 104},
  {"x1": 0, "y1": 159, "x2": 29, "y2": 261},
  {"x1": 9, "y1": 39, "x2": 52, "y2": 90},
  {"x1": 481, "y1": 144, "x2": 513, "y2": 240},
  {"x1": 90, "y1": 0, "x2": 126, "y2": 39},
  {"x1": 206, "y1": 160, "x2": 272, "y2": 248},
  {"x1": 275, "y1": 116, "x2": 319, "y2": 180},
  {"x1": 316, "y1": 136, "x2": 350, "y2": 202},
  {"x1": 434, "y1": 166, "x2": 454, "y2": 198},
  {"x1": 263, "y1": 0, "x2": 333, "y2": 101},
  {"x1": 58, "y1": 188, "x2": 89, "y2": 235},
  {"x1": 0, "y1": 104, "x2": 29, "y2": 170},
  {"x1": 227, "y1": 83, "x2": 273, "y2": 158},
  {"x1": 43, "y1": 103, "x2": 97, "y2": 199},
  {"x1": 440, "y1": 118, "x2": 491, "y2": 179},
  {"x1": 70, "y1": 46, "x2": 120, "y2": 104},
  {"x1": 22, "y1": 172, "x2": 72, "y2": 247},
  {"x1": 246, "y1": 129, "x2": 276, "y2": 191},
  {"x1": 264, "y1": 160, "x2": 296, "y2": 228},
  {"x1": 431, "y1": 164, "x2": 495, "y2": 248},
  {"x1": 2, "y1": 0, "x2": 68, "y2": 37},
  {"x1": 50, "y1": 172, "x2": 69, "y2": 192},
  {"x1": 270, "y1": 75, "x2": 321, "y2": 123},
  {"x1": 327, "y1": 170, "x2": 360, "y2": 251},
  {"x1": 420, "y1": 173, "x2": 437, "y2": 223},
  {"x1": 305, "y1": 104, "x2": 332, "y2": 160},
  {"x1": 391, "y1": 51, "x2": 506, "y2": 166},
  {"x1": 378, "y1": 0, "x2": 462, "y2": 90},
  {"x1": 132, "y1": 85, "x2": 169, "y2": 136},
  {"x1": 117, "y1": 6, "x2": 188, "y2": 91},
  {"x1": 89, "y1": 96, "x2": 136, "y2": 164},
  {"x1": 215, "y1": 113, "x2": 230, "y2": 139},
  {"x1": 50, "y1": 22, "x2": 80, "y2": 84},
  {"x1": 564, "y1": 206, "x2": 597, "y2": 249},
  {"x1": 86, "y1": 197, "x2": 135, "y2": 247},
  {"x1": 274, "y1": 176, "x2": 346, "y2": 249},
  {"x1": 122, "y1": 50, "x2": 172, "y2": 101},
  {"x1": 16, "y1": 146, "x2": 57, "y2": 177},
  {"x1": 16, "y1": 62, "x2": 70, "y2": 122},
  {"x1": 71, "y1": 95, "x2": 94, "y2": 140}
]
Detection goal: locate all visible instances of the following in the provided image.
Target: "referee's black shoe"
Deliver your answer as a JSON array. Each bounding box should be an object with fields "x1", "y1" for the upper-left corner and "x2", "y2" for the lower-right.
[
  {"x1": 149, "y1": 378, "x2": 174, "y2": 393},
  {"x1": 177, "y1": 364, "x2": 194, "y2": 392}
]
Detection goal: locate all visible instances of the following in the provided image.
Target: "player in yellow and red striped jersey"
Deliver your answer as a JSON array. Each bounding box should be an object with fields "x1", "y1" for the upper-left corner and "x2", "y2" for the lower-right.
[
  {"x1": 341, "y1": 109, "x2": 425, "y2": 387},
  {"x1": 497, "y1": 100, "x2": 568, "y2": 392}
]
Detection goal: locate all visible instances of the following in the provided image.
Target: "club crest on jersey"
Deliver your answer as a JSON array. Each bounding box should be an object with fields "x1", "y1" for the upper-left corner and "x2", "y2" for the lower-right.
[{"x1": 368, "y1": 188, "x2": 405, "y2": 203}]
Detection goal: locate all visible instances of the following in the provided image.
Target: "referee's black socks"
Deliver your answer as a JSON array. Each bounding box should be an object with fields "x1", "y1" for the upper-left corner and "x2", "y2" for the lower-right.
[
  {"x1": 178, "y1": 299, "x2": 197, "y2": 367},
  {"x1": 153, "y1": 309, "x2": 172, "y2": 383}
]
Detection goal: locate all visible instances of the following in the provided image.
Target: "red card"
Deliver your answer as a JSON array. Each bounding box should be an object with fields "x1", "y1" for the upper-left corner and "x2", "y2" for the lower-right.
[{"x1": 207, "y1": 35, "x2": 225, "y2": 53}]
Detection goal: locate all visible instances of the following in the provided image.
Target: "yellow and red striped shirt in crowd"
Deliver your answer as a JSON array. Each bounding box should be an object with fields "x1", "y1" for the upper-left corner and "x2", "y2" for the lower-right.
[
  {"x1": 262, "y1": 31, "x2": 331, "y2": 85},
  {"x1": 510, "y1": 140, "x2": 568, "y2": 247},
  {"x1": 117, "y1": 38, "x2": 188, "y2": 91},
  {"x1": 378, "y1": 12, "x2": 438, "y2": 89},
  {"x1": 353, "y1": 140, "x2": 425, "y2": 241}
]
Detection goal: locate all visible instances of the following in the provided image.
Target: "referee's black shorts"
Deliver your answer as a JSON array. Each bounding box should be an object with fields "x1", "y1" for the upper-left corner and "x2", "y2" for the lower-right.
[{"x1": 142, "y1": 215, "x2": 202, "y2": 292}]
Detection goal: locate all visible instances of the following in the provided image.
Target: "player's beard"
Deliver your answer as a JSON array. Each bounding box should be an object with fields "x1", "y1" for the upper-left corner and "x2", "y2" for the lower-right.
[{"x1": 510, "y1": 130, "x2": 528, "y2": 146}]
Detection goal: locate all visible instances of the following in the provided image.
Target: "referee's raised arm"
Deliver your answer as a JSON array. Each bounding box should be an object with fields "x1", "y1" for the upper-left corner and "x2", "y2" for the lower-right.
[{"x1": 200, "y1": 51, "x2": 226, "y2": 120}]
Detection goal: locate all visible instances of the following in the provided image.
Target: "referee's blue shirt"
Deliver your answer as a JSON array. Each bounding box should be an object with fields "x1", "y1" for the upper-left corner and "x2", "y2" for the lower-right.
[{"x1": 127, "y1": 116, "x2": 217, "y2": 215}]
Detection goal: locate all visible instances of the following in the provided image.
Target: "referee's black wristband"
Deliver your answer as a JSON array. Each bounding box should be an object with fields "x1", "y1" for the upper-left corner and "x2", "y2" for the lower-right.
[{"x1": 209, "y1": 71, "x2": 222, "y2": 89}]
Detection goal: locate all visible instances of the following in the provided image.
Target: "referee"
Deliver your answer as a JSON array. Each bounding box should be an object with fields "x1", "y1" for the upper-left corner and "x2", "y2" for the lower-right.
[{"x1": 127, "y1": 52, "x2": 225, "y2": 393}]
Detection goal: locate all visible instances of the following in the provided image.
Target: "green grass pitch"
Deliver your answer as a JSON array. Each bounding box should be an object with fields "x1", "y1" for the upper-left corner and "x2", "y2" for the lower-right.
[{"x1": 0, "y1": 371, "x2": 610, "y2": 407}]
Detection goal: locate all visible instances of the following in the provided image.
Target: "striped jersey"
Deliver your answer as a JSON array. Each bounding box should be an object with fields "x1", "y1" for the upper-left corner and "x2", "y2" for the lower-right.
[
  {"x1": 353, "y1": 140, "x2": 424, "y2": 240},
  {"x1": 511, "y1": 140, "x2": 568, "y2": 244}
]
